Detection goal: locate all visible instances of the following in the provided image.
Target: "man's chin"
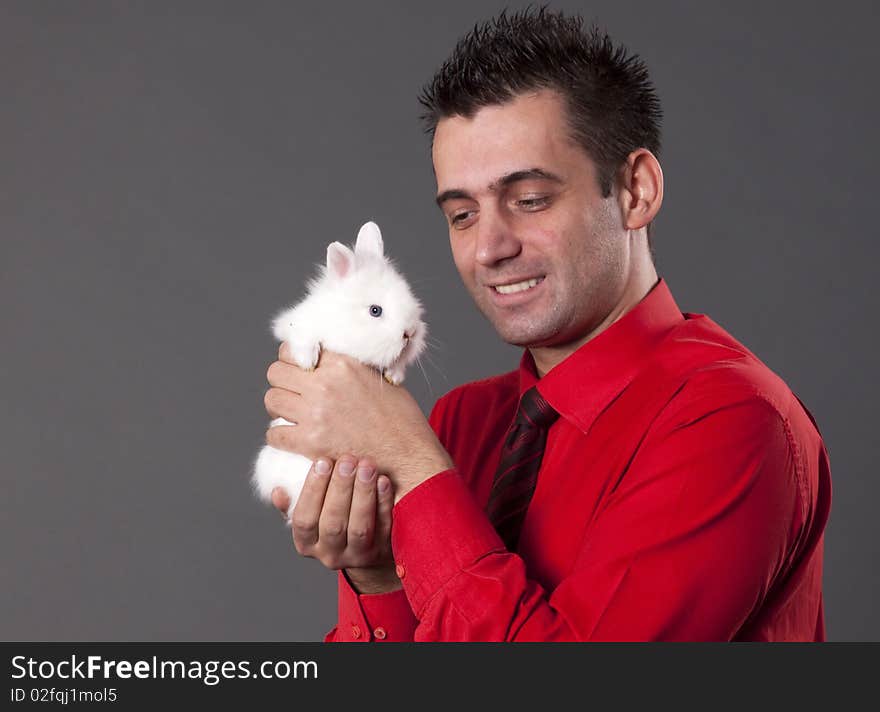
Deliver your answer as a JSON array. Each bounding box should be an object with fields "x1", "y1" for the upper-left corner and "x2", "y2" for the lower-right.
[
  {"x1": 475, "y1": 300, "x2": 561, "y2": 347},
  {"x1": 491, "y1": 321, "x2": 559, "y2": 349}
]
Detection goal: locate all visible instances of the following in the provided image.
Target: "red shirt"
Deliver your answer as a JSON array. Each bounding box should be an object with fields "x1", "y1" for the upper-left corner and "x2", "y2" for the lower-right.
[{"x1": 325, "y1": 278, "x2": 832, "y2": 641}]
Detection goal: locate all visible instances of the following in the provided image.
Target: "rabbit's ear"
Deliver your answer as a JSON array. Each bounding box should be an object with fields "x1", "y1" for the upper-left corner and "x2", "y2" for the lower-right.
[
  {"x1": 355, "y1": 221, "x2": 384, "y2": 258},
  {"x1": 327, "y1": 242, "x2": 355, "y2": 278}
]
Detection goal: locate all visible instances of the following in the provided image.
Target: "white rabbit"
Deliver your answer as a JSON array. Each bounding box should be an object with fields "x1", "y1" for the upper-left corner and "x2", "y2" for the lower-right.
[{"x1": 252, "y1": 220, "x2": 428, "y2": 518}]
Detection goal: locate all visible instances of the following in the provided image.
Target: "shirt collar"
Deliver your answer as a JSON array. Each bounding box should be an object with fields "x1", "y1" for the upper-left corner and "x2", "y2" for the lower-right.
[{"x1": 517, "y1": 278, "x2": 684, "y2": 434}]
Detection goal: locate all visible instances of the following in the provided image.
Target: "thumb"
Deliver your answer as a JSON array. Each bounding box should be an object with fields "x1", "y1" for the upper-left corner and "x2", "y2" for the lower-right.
[{"x1": 271, "y1": 487, "x2": 292, "y2": 517}]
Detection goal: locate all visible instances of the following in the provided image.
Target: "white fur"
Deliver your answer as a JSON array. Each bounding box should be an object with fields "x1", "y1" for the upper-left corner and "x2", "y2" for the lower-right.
[{"x1": 252, "y1": 221, "x2": 427, "y2": 517}]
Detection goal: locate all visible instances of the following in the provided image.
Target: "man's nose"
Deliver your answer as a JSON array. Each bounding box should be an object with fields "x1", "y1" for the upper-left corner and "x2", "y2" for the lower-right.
[{"x1": 474, "y1": 206, "x2": 521, "y2": 267}]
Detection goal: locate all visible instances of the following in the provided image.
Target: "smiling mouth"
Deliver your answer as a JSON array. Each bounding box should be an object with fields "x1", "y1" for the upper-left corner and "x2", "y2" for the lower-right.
[{"x1": 491, "y1": 276, "x2": 545, "y2": 294}]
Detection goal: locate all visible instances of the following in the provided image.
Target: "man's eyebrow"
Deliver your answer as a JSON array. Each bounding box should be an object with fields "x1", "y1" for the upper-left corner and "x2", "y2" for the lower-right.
[
  {"x1": 435, "y1": 168, "x2": 563, "y2": 208},
  {"x1": 434, "y1": 188, "x2": 472, "y2": 208}
]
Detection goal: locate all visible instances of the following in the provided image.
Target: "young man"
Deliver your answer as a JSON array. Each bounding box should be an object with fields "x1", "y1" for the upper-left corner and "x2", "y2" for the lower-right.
[{"x1": 264, "y1": 8, "x2": 831, "y2": 641}]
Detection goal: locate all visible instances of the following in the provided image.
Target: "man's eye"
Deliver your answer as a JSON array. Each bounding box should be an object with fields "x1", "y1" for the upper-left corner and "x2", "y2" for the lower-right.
[
  {"x1": 450, "y1": 210, "x2": 475, "y2": 226},
  {"x1": 517, "y1": 196, "x2": 550, "y2": 209}
]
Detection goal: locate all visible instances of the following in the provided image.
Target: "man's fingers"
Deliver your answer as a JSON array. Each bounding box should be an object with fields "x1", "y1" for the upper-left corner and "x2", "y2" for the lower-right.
[
  {"x1": 266, "y1": 359, "x2": 307, "y2": 392},
  {"x1": 264, "y1": 387, "x2": 303, "y2": 421},
  {"x1": 265, "y1": 424, "x2": 300, "y2": 453},
  {"x1": 375, "y1": 475, "x2": 394, "y2": 549},
  {"x1": 290, "y1": 458, "x2": 333, "y2": 549},
  {"x1": 346, "y1": 459, "x2": 378, "y2": 554},
  {"x1": 317, "y1": 456, "x2": 358, "y2": 550}
]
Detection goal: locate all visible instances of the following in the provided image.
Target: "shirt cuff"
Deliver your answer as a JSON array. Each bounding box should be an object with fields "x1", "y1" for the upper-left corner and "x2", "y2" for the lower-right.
[
  {"x1": 328, "y1": 570, "x2": 418, "y2": 642},
  {"x1": 391, "y1": 469, "x2": 506, "y2": 616}
]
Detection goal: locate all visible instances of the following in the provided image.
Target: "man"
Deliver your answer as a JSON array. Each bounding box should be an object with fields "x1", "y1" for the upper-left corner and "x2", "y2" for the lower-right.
[{"x1": 263, "y1": 8, "x2": 831, "y2": 641}]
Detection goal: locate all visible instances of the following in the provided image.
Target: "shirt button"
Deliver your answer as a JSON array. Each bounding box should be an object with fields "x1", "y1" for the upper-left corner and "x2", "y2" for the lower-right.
[
  {"x1": 395, "y1": 563, "x2": 406, "y2": 579},
  {"x1": 373, "y1": 627, "x2": 387, "y2": 640},
  {"x1": 350, "y1": 625, "x2": 361, "y2": 640}
]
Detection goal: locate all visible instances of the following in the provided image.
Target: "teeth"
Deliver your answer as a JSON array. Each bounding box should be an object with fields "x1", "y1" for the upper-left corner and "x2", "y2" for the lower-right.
[{"x1": 494, "y1": 278, "x2": 541, "y2": 294}]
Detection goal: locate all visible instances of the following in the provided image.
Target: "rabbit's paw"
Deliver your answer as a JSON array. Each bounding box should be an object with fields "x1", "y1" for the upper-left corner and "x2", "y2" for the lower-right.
[
  {"x1": 383, "y1": 365, "x2": 405, "y2": 385},
  {"x1": 287, "y1": 337, "x2": 321, "y2": 371}
]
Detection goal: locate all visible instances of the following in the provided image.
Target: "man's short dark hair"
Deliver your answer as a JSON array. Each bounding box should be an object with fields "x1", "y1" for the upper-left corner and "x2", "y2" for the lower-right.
[{"x1": 418, "y1": 6, "x2": 663, "y2": 203}]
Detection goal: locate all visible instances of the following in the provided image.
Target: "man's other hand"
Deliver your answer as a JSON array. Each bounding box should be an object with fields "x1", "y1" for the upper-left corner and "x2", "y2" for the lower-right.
[{"x1": 271, "y1": 455, "x2": 402, "y2": 594}]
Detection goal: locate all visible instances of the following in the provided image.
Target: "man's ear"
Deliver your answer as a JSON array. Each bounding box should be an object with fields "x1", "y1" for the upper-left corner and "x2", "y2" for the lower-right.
[
  {"x1": 617, "y1": 149, "x2": 663, "y2": 231},
  {"x1": 327, "y1": 242, "x2": 355, "y2": 278}
]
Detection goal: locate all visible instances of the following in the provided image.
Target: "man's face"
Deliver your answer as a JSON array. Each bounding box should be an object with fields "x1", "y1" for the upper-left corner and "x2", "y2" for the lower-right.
[{"x1": 432, "y1": 89, "x2": 629, "y2": 349}]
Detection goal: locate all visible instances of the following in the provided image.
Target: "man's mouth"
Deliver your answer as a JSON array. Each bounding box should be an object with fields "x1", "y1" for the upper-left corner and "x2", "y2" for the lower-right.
[{"x1": 491, "y1": 276, "x2": 545, "y2": 294}]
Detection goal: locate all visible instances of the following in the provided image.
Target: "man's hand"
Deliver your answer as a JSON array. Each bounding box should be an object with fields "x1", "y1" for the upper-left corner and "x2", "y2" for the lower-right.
[
  {"x1": 264, "y1": 344, "x2": 454, "y2": 502},
  {"x1": 270, "y1": 454, "x2": 402, "y2": 594}
]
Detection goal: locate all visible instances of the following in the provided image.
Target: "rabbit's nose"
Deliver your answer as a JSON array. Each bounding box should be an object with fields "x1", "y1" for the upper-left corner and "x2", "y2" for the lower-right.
[{"x1": 403, "y1": 331, "x2": 413, "y2": 341}]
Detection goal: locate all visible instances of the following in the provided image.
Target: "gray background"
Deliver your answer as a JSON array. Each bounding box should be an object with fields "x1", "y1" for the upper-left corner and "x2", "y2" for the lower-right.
[{"x1": 1, "y1": 1, "x2": 876, "y2": 641}]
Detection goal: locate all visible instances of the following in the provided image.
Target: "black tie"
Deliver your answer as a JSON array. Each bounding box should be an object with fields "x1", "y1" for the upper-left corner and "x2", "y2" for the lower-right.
[{"x1": 486, "y1": 386, "x2": 559, "y2": 552}]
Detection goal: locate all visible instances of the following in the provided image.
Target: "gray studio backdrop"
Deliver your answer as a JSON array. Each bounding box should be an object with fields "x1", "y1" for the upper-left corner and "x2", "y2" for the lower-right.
[{"x1": 2, "y1": 1, "x2": 876, "y2": 641}]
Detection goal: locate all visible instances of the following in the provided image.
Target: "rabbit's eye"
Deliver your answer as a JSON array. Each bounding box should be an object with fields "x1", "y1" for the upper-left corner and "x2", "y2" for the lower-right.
[{"x1": 369, "y1": 305, "x2": 383, "y2": 317}]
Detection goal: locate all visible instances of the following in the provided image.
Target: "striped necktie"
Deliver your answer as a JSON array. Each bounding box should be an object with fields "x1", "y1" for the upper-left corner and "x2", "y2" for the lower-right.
[{"x1": 486, "y1": 385, "x2": 559, "y2": 552}]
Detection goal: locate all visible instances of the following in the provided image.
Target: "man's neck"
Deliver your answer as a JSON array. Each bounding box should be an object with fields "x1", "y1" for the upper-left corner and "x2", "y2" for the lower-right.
[{"x1": 529, "y1": 261, "x2": 659, "y2": 378}]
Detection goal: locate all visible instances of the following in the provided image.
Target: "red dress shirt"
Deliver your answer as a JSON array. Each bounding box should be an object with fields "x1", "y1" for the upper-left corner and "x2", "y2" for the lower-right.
[{"x1": 325, "y1": 278, "x2": 832, "y2": 641}]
